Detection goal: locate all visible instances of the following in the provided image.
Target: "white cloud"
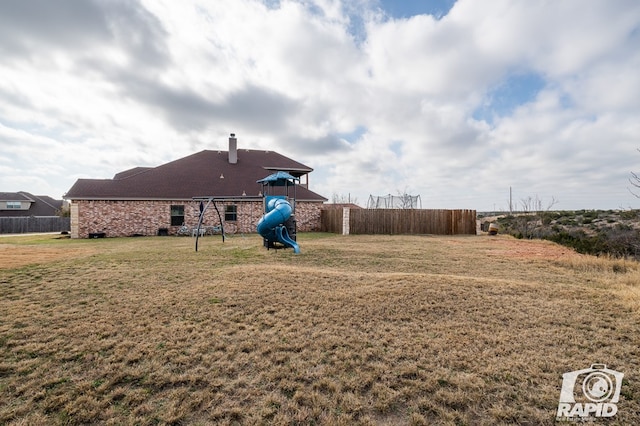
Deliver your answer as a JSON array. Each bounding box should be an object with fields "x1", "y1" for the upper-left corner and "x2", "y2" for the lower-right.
[{"x1": 1, "y1": 0, "x2": 639, "y2": 210}]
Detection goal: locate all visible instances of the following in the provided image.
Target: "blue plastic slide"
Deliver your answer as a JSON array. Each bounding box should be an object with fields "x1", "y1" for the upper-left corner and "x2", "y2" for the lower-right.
[{"x1": 256, "y1": 198, "x2": 300, "y2": 254}]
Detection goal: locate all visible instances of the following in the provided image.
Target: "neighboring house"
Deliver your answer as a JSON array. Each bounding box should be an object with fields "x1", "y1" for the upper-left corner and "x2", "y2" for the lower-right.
[
  {"x1": 0, "y1": 192, "x2": 68, "y2": 234},
  {"x1": 0, "y1": 192, "x2": 64, "y2": 217},
  {"x1": 64, "y1": 134, "x2": 328, "y2": 238}
]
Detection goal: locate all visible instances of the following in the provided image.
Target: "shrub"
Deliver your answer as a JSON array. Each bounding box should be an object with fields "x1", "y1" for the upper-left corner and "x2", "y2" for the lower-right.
[
  {"x1": 545, "y1": 231, "x2": 607, "y2": 256},
  {"x1": 620, "y1": 209, "x2": 639, "y2": 220},
  {"x1": 583, "y1": 210, "x2": 599, "y2": 219}
]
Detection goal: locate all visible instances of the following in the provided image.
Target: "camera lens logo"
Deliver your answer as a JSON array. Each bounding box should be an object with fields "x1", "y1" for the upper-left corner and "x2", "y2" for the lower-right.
[
  {"x1": 583, "y1": 371, "x2": 614, "y2": 403},
  {"x1": 556, "y1": 364, "x2": 624, "y2": 420}
]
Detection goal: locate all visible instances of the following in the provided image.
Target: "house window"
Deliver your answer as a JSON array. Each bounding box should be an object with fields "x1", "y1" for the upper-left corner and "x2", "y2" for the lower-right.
[
  {"x1": 170, "y1": 205, "x2": 184, "y2": 226},
  {"x1": 225, "y1": 205, "x2": 237, "y2": 222},
  {"x1": 6, "y1": 201, "x2": 21, "y2": 209}
]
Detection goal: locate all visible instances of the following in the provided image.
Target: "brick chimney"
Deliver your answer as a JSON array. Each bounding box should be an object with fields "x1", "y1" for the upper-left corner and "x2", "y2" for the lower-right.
[{"x1": 228, "y1": 133, "x2": 237, "y2": 164}]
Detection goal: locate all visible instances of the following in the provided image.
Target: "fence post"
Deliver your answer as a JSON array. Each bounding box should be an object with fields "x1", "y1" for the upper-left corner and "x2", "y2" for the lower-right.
[{"x1": 342, "y1": 207, "x2": 350, "y2": 235}]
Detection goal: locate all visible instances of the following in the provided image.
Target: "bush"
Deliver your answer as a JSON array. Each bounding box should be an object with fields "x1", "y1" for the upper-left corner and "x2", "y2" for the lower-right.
[
  {"x1": 620, "y1": 209, "x2": 639, "y2": 220},
  {"x1": 583, "y1": 210, "x2": 599, "y2": 220},
  {"x1": 545, "y1": 231, "x2": 607, "y2": 256},
  {"x1": 557, "y1": 217, "x2": 578, "y2": 226},
  {"x1": 544, "y1": 227, "x2": 640, "y2": 259}
]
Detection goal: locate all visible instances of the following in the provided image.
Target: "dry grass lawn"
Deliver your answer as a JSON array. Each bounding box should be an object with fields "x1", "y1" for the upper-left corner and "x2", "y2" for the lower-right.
[{"x1": 1, "y1": 233, "x2": 639, "y2": 425}]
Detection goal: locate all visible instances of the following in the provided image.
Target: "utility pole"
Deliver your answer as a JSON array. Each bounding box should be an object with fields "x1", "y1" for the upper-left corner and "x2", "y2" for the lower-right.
[{"x1": 509, "y1": 187, "x2": 513, "y2": 215}]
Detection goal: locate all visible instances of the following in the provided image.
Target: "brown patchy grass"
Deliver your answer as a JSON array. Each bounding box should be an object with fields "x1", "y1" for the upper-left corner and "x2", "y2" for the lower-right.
[
  {"x1": 0, "y1": 233, "x2": 639, "y2": 425},
  {"x1": 0, "y1": 238, "x2": 93, "y2": 269}
]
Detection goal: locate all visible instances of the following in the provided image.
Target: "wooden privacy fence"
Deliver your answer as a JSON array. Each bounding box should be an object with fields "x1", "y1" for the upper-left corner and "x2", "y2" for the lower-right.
[
  {"x1": 321, "y1": 208, "x2": 476, "y2": 235},
  {"x1": 0, "y1": 217, "x2": 70, "y2": 234}
]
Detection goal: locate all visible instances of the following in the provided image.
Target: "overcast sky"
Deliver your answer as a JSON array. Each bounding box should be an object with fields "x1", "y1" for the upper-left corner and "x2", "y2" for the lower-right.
[{"x1": 1, "y1": 0, "x2": 639, "y2": 211}]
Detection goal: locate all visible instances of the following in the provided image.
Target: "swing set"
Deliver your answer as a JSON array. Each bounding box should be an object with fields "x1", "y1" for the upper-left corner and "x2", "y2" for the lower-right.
[{"x1": 191, "y1": 196, "x2": 234, "y2": 252}]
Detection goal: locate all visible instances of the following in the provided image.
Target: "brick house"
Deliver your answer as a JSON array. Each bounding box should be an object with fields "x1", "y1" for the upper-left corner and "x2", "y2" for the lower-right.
[{"x1": 64, "y1": 134, "x2": 327, "y2": 238}]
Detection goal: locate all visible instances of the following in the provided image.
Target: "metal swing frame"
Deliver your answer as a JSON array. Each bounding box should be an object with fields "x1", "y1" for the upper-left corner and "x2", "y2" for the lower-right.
[{"x1": 192, "y1": 196, "x2": 226, "y2": 252}]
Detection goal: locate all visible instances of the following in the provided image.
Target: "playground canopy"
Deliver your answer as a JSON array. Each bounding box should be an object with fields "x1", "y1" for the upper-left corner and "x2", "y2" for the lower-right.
[
  {"x1": 367, "y1": 194, "x2": 422, "y2": 209},
  {"x1": 256, "y1": 171, "x2": 299, "y2": 184}
]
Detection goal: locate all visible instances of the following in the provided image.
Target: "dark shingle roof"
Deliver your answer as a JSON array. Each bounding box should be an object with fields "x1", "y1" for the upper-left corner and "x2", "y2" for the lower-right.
[
  {"x1": 0, "y1": 192, "x2": 63, "y2": 216},
  {"x1": 113, "y1": 167, "x2": 153, "y2": 180},
  {"x1": 65, "y1": 149, "x2": 327, "y2": 202},
  {"x1": 0, "y1": 192, "x2": 34, "y2": 202}
]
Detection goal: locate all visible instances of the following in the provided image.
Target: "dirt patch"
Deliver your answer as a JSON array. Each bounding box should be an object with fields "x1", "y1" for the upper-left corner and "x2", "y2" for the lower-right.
[
  {"x1": 0, "y1": 244, "x2": 93, "y2": 269},
  {"x1": 484, "y1": 235, "x2": 581, "y2": 260}
]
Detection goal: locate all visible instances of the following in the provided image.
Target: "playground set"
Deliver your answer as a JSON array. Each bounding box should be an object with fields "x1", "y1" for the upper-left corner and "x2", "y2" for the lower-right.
[
  {"x1": 256, "y1": 171, "x2": 300, "y2": 254},
  {"x1": 190, "y1": 171, "x2": 300, "y2": 253}
]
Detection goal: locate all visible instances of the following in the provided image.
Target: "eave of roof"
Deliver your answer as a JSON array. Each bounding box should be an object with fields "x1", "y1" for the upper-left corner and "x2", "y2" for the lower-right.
[{"x1": 262, "y1": 166, "x2": 313, "y2": 173}]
